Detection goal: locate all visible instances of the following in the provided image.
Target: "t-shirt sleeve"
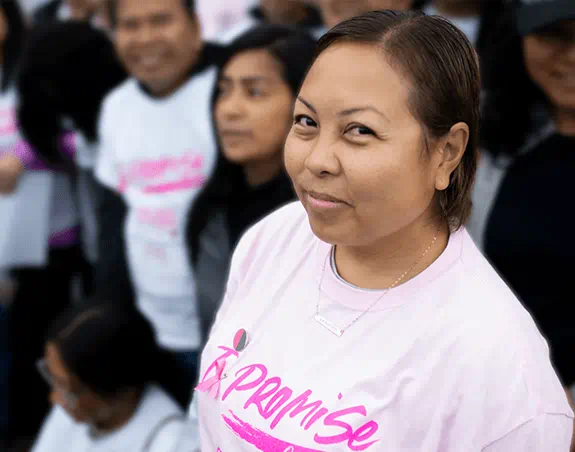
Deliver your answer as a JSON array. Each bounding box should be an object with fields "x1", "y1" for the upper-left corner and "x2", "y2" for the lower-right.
[
  {"x1": 94, "y1": 99, "x2": 120, "y2": 191},
  {"x1": 481, "y1": 414, "x2": 573, "y2": 451}
]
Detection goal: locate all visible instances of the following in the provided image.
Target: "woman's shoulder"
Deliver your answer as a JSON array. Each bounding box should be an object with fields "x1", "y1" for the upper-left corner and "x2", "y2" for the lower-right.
[
  {"x1": 234, "y1": 201, "x2": 311, "y2": 258},
  {"x1": 227, "y1": 201, "x2": 313, "y2": 284}
]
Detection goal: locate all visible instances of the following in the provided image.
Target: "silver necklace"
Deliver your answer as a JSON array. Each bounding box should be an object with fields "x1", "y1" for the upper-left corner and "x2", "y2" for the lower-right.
[{"x1": 314, "y1": 228, "x2": 441, "y2": 337}]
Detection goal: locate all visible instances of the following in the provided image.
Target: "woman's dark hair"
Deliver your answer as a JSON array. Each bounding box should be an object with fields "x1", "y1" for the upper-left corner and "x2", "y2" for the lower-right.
[
  {"x1": 0, "y1": 0, "x2": 26, "y2": 92},
  {"x1": 108, "y1": 0, "x2": 196, "y2": 27},
  {"x1": 187, "y1": 25, "x2": 316, "y2": 263},
  {"x1": 46, "y1": 303, "x2": 188, "y2": 407},
  {"x1": 480, "y1": 2, "x2": 549, "y2": 158},
  {"x1": 314, "y1": 10, "x2": 481, "y2": 230},
  {"x1": 16, "y1": 21, "x2": 127, "y2": 164}
]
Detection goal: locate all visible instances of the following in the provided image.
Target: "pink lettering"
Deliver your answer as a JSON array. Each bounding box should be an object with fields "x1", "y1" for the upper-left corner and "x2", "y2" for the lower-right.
[
  {"x1": 264, "y1": 387, "x2": 293, "y2": 419},
  {"x1": 204, "y1": 345, "x2": 380, "y2": 451},
  {"x1": 244, "y1": 377, "x2": 282, "y2": 419},
  {"x1": 270, "y1": 390, "x2": 324, "y2": 430},
  {"x1": 222, "y1": 364, "x2": 267, "y2": 402},
  {"x1": 314, "y1": 406, "x2": 379, "y2": 450},
  {"x1": 304, "y1": 407, "x2": 329, "y2": 430},
  {"x1": 349, "y1": 421, "x2": 379, "y2": 451},
  {"x1": 136, "y1": 207, "x2": 177, "y2": 231}
]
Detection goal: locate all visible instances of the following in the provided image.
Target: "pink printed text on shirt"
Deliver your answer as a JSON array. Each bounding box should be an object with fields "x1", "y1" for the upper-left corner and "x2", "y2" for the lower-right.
[
  {"x1": 116, "y1": 151, "x2": 206, "y2": 194},
  {"x1": 200, "y1": 346, "x2": 380, "y2": 451}
]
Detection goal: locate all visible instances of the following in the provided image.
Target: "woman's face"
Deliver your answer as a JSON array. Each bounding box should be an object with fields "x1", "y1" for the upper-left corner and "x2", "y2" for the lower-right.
[
  {"x1": 44, "y1": 343, "x2": 112, "y2": 424},
  {"x1": 524, "y1": 20, "x2": 575, "y2": 113},
  {"x1": 215, "y1": 49, "x2": 294, "y2": 166},
  {"x1": 285, "y1": 42, "x2": 452, "y2": 247}
]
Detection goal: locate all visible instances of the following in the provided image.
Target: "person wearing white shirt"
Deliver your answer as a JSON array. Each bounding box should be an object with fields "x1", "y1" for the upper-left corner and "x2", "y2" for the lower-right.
[
  {"x1": 96, "y1": 0, "x2": 222, "y2": 398},
  {"x1": 316, "y1": 0, "x2": 412, "y2": 29},
  {"x1": 32, "y1": 303, "x2": 197, "y2": 452},
  {"x1": 215, "y1": 0, "x2": 324, "y2": 44}
]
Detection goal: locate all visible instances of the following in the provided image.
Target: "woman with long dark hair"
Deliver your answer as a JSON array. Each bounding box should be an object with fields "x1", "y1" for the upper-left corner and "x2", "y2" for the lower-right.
[
  {"x1": 468, "y1": 0, "x2": 575, "y2": 439},
  {"x1": 186, "y1": 25, "x2": 316, "y2": 347},
  {"x1": 32, "y1": 302, "x2": 194, "y2": 452}
]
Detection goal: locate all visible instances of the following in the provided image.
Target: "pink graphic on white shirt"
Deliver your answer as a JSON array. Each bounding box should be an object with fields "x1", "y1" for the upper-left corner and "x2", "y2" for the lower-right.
[
  {"x1": 223, "y1": 410, "x2": 324, "y2": 452},
  {"x1": 117, "y1": 151, "x2": 206, "y2": 194},
  {"x1": 199, "y1": 346, "x2": 380, "y2": 451}
]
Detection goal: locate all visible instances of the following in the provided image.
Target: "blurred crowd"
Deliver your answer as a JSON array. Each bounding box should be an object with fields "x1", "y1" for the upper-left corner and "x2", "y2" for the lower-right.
[{"x1": 0, "y1": 0, "x2": 573, "y2": 450}]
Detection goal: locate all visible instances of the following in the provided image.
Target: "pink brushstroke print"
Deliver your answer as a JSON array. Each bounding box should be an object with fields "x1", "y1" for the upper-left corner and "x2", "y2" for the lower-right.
[{"x1": 223, "y1": 410, "x2": 325, "y2": 452}]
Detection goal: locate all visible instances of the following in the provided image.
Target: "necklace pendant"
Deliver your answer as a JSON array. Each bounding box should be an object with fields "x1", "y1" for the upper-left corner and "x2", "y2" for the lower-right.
[{"x1": 315, "y1": 314, "x2": 344, "y2": 337}]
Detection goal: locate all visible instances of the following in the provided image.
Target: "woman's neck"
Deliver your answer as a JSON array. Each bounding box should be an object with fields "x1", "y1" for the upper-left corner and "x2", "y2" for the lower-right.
[
  {"x1": 334, "y1": 215, "x2": 449, "y2": 290},
  {"x1": 554, "y1": 108, "x2": 575, "y2": 137},
  {"x1": 431, "y1": 0, "x2": 483, "y2": 17},
  {"x1": 243, "y1": 157, "x2": 283, "y2": 187},
  {"x1": 92, "y1": 391, "x2": 141, "y2": 434}
]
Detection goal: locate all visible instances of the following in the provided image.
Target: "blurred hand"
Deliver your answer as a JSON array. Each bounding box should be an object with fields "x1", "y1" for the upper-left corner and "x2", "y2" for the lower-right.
[{"x1": 0, "y1": 154, "x2": 25, "y2": 194}]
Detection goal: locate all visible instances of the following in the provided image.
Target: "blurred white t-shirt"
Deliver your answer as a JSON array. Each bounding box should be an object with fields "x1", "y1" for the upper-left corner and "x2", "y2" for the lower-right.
[{"x1": 32, "y1": 385, "x2": 188, "y2": 452}]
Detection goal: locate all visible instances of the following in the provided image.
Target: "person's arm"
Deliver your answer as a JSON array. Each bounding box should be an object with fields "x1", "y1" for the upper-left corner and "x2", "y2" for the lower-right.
[
  {"x1": 91, "y1": 182, "x2": 134, "y2": 307},
  {"x1": 482, "y1": 413, "x2": 574, "y2": 451},
  {"x1": 12, "y1": 132, "x2": 77, "y2": 171},
  {"x1": 91, "y1": 100, "x2": 134, "y2": 306},
  {"x1": 0, "y1": 133, "x2": 77, "y2": 193}
]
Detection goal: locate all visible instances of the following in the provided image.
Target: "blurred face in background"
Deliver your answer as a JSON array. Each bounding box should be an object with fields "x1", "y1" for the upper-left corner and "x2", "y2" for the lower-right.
[
  {"x1": 215, "y1": 49, "x2": 294, "y2": 184},
  {"x1": 524, "y1": 20, "x2": 575, "y2": 116},
  {"x1": 318, "y1": 0, "x2": 411, "y2": 29},
  {"x1": 259, "y1": 0, "x2": 309, "y2": 24},
  {"x1": 114, "y1": 0, "x2": 201, "y2": 97},
  {"x1": 43, "y1": 343, "x2": 113, "y2": 425}
]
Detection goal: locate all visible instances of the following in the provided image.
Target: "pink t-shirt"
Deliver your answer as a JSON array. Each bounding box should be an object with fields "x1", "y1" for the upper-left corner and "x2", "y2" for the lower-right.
[{"x1": 196, "y1": 201, "x2": 573, "y2": 451}]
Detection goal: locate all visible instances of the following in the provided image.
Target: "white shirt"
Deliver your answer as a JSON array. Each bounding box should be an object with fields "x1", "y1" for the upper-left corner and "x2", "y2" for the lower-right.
[
  {"x1": 0, "y1": 85, "x2": 76, "y2": 268},
  {"x1": 95, "y1": 70, "x2": 218, "y2": 350},
  {"x1": 32, "y1": 385, "x2": 189, "y2": 452}
]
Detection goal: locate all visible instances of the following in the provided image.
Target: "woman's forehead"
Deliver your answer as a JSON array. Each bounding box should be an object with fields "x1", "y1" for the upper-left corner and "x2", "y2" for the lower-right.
[
  {"x1": 223, "y1": 50, "x2": 283, "y2": 80},
  {"x1": 301, "y1": 43, "x2": 410, "y2": 116}
]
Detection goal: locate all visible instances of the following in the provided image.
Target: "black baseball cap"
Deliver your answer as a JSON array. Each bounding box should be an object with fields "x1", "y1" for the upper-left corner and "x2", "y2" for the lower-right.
[{"x1": 516, "y1": 0, "x2": 575, "y2": 36}]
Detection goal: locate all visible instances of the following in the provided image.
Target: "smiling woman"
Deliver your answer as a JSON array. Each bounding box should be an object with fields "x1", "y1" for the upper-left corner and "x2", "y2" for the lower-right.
[{"x1": 189, "y1": 10, "x2": 574, "y2": 452}]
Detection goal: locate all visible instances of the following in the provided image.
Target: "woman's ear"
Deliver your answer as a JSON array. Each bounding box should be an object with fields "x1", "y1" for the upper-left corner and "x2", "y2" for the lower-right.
[{"x1": 435, "y1": 122, "x2": 469, "y2": 191}]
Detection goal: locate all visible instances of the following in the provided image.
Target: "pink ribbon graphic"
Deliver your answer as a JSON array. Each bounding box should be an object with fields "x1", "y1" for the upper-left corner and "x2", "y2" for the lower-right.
[{"x1": 196, "y1": 358, "x2": 226, "y2": 399}]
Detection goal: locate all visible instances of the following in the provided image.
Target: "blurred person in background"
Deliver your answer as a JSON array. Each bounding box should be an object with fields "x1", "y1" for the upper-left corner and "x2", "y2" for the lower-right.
[
  {"x1": 420, "y1": 0, "x2": 510, "y2": 55},
  {"x1": 316, "y1": 0, "x2": 413, "y2": 29},
  {"x1": 215, "y1": 0, "x2": 324, "y2": 43},
  {"x1": 0, "y1": 0, "x2": 25, "y2": 444},
  {"x1": 96, "y1": 0, "x2": 223, "y2": 400},
  {"x1": 0, "y1": 21, "x2": 127, "y2": 448},
  {"x1": 196, "y1": 0, "x2": 252, "y2": 41},
  {"x1": 469, "y1": 1, "x2": 575, "y2": 446},
  {"x1": 31, "y1": 0, "x2": 108, "y2": 27},
  {"x1": 31, "y1": 303, "x2": 195, "y2": 452},
  {"x1": 187, "y1": 25, "x2": 316, "y2": 347}
]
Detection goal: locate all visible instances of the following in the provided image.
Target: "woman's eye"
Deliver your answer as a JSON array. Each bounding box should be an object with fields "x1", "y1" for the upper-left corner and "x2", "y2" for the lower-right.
[
  {"x1": 294, "y1": 115, "x2": 317, "y2": 128},
  {"x1": 248, "y1": 88, "x2": 264, "y2": 97},
  {"x1": 347, "y1": 125, "x2": 375, "y2": 137}
]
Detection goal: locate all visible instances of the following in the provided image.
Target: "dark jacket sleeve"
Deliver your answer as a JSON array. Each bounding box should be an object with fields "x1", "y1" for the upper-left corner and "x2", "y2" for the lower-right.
[{"x1": 92, "y1": 183, "x2": 134, "y2": 307}]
